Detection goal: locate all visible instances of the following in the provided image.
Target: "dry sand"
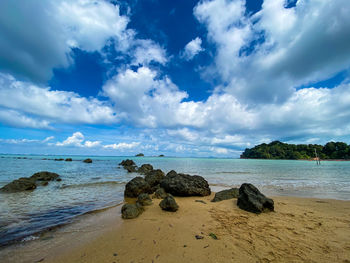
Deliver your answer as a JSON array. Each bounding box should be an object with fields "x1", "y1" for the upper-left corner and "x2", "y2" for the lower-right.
[{"x1": 3, "y1": 194, "x2": 350, "y2": 263}]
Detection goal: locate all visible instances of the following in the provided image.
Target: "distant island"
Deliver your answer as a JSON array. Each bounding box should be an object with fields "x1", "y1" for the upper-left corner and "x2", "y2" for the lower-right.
[
  {"x1": 135, "y1": 153, "x2": 144, "y2": 157},
  {"x1": 240, "y1": 141, "x2": 350, "y2": 160}
]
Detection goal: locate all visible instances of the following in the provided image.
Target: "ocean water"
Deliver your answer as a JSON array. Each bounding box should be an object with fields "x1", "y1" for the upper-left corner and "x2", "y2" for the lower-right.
[{"x1": 0, "y1": 154, "x2": 350, "y2": 247}]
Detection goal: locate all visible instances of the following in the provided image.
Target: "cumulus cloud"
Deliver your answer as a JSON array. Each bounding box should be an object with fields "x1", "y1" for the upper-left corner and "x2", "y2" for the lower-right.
[
  {"x1": 103, "y1": 142, "x2": 140, "y2": 150},
  {"x1": 194, "y1": 0, "x2": 350, "y2": 103},
  {"x1": 56, "y1": 132, "x2": 101, "y2": 147},
  {"x1": 0, "y1": 109, "x2": 52, "y2": 129},
  {"x1": 181, "y1": 37, "x2": 204, "y2": 60},
  {"x1": 131, "y1": 39, "x2": 167, "y2": 66}
]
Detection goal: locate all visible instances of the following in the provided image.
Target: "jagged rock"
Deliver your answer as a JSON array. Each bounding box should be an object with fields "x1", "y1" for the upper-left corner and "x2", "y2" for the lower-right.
[
  {"x1": 237, "y1": 183, "x2": 274, "y2": 214},
  {"x1": 65, "y1": 158, "x2": 72, "y2": 162},
  {"x1": 159, "y1": 194, "x2": 179, "y2": 212},
  {"x1": 119, "y1": 159, "x2": 135, "y2": 167},
  {"x1": 211, "y1": 188, "x2": 239, "y2": 202},
  {"x1": 145, "y1": 169, "x2": 165, "y2": 190},
  {"x1": 137, "y1": 164, "x2": 153, "y2": 175},
  {"x1": 154, "y1": 187, "x2": 167, "y2": 199},
  {"x1": 83, "y1": 158, "x2": 92, "y2": 163},
  {"x1": 121, "y1": 203, "x2": 144, "y2": 219},
  {"x1": 30, "y1": 171, "x2": 60, "y2": 181},
  {"x1": 137, "y1": 193, "x2": 153, "y2": 206},
  {"x1": 160, "y1": 171, "x2": 211, "y2": 197},
  {"x1": 0, "y1": 177, "x2": 37, "y2": 193},
  {"x1": 124, "y1": 177, "x2": 152, "y2": 198}
]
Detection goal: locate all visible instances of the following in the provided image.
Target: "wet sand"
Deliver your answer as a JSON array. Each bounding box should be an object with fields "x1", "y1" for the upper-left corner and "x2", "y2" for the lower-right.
[{"x1": 2, "y1": 194, "x2": 350, "y2": 263}]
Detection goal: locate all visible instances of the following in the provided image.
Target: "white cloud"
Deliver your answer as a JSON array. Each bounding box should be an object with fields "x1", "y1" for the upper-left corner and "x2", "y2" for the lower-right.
[
  {"x1": 194, "y1": 0, "x2": 350, "y2": 103},
  {"x1": 84, "y1": 140, "x2": 102, "y2": 148},
  {"x1": 0, "y1": 73, "x2": 117, "y2": 125},
  {"x1": 131, "y1": 39, "x2": 167, "y2": 66},
  {"x1": 103, "y1": 142, "x2": 140, "y2": 150},
  {"x1": 56, "y1": 132, "x2": 85, "y2": 147},
  {"x1": 181, "y1": 37, "x2": 204, "y2": 60}
]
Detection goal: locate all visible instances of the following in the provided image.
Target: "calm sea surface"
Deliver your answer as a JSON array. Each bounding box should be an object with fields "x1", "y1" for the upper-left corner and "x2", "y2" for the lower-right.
[{"x1": 1, "y1": 154, "x2": 350, "y2": 246}]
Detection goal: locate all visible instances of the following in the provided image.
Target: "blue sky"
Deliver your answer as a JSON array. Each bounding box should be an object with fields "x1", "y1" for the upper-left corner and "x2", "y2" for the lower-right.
[{"x1": 0, "y1": 0, "x2": 350, "y2": 157}]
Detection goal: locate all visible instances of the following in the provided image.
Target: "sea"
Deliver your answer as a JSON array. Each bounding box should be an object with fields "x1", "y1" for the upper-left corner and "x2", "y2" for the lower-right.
[{"x1": 1, "y1": 154, "x2": 350, "y2": 247}]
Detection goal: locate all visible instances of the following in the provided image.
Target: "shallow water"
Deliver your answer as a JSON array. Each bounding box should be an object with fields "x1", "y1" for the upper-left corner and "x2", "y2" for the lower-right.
[{"x1": 0, "y1": 155, "x2": 350, "y2": 246}]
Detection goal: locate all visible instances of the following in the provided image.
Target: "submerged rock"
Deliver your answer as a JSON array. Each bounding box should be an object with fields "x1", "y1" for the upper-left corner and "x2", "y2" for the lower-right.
[
  {"x1": 137, "y1": 164, "x2": 153, "y2": 175},
  {"x1": 211, "y1": 188, "x2": 239, "y2": 202},
  {"x1": 30, "y1": 171, "x2": 60, "y2": 181},
  {"x1": 125, "y1": 166, "x2": 137, "y2": 173},
  {"x1": 0, "y1": 177, "x2": 37, "y2": 193},
  {"x1": 137, "y1": 193, "x2": 153, "y2": 206},
  {"x1": 124, "y1": 177, "x2": 152, "y2": 198},
  {"x1": 237, "y1": 183, "x2": 274, "y2": 214},
  {"x1": 83, "y1": 158, "x2": 92, "y2": 163},
  {"x1": 121, "y1": 203, "x2": 144, "y2": 219},
  {"x1": 153, "y1": 187, "x2": 167, "y2": 199},
  {"x1": 159, "y1": 194, "x2": 179, "y2": 212},
  {"x1": 160, "y1": 171, "x2": 211, "y2": 197}
]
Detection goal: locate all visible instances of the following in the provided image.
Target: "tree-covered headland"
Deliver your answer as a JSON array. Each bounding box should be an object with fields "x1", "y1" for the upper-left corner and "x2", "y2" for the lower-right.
[{"x1": 240, "y1": 141, "x2": 350, "y2": 160}]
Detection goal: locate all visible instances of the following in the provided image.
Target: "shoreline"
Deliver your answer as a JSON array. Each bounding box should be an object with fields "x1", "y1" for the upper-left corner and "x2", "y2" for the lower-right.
[{"x1": 1, "y1": 194, "x2": 350, "y2": 263}]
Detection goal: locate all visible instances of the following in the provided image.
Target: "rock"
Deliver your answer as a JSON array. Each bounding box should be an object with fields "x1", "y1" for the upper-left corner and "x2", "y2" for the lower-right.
[
  {"x1": 154, "y1": 188, "x2": 167, "y2": 199},
  {"x1": 121, "y1": 203, "x2": 144, "y2": 219},
  {"x1": 137, "y1": 164, "x2": 153, "y2": 175},
  {"x1": 137, "y1": 193, "x2": 153, "y2": 206},
  {"x1": 30, "y1": 171, "x2": 60, "y2": 181},
  {"x1": 119, "y1": 159, "x2": 135, "y2": 167},
  {"x1": 54, "y1": 158, "x2": 64, "y2": 161},
  {"x1": 125, "y1": 166, "x2": 137, "y2": 173},
  {"x1": 160, "y1": 172, "x2": 211, "y2": 197},
  {"x1": 135, "y1": 153, "x2": 144, "y2": 157},
  {"x1": 65, "y1": 158, "x2": 72, "y2": 162},
  {"x1": 56, "y1": 178, "x2": 62, "y2": 182},
  {"x1": 124, "y1": 177, "x2": 152, "y2": 198},
  {"x1": 145, "y1": 169, "x2": 165, "y2": 190},
  {"x1": 195, "y1": 235, "x2": 204, "y2": 240},
  {"x1": 83, "y1": 158, "x2": 92, "y2": 163},
  {"x1": 158, "y1": 154, "x2": 164, "y2": 157},
  {"x1": 159, "y1": 194, "x2": 179, "y2": 212},
  {"x1": 237, "y1": 183, "x2": 274, "y2": 214},
  {"x1": 41, "y1": 181, "x2": 49, "y2": 186},
  {"x1": 211, "y1": 188, "x2": 239, "y2": 202},
  {"x1": 0, "y1": 177, "x2": 37, "y2": 192}
]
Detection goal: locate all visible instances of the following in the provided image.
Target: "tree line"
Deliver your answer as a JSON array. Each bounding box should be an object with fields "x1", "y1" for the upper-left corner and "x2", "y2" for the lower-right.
[{"x1": 240, "y1": 141, "x2": 350, "y2": 160}]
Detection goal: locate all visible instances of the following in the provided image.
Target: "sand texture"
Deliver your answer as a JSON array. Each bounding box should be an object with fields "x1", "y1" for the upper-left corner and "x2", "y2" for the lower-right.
[{"x1": 3, "y1": 194, "x2": 350, "y2": 263}]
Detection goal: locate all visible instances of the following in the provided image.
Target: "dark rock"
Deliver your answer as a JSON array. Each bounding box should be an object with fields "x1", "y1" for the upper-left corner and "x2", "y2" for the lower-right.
[
  {"x1": 195, "y1": 235, "x2": 204, "y2": 240},
  {"x1": 158, "y1": 154, "x2": 165, "y2": 157},
  {"x1": 56, "y1": 178, "x2": 62, "y2": 182},
  {"x1": 65, "y1": 158, "x2": 72, "y2": 162},
  {"x1": 119, "y1": 159, "x2": 135, "y2": 166},
  {"x1": 137, "y1": 164, "x2": 153, "y2": 175},
  {"x1": 121, "y1": 203, "x2": 144, "y2": 219},
  {"x1": 0, "y1": 177, "x2": 37, "y2": 192},
  {"x1": 135, "y1": 153, "x2": 144, "y2": 157},
  {"x1": 125, "y1": 166, "x2": 137, "y2": 173},
  {"x1": 160, "y1": 172, "x2": 211, "y2": 197},
  {"x1": 41, "y1": 181, "x2": 49, "y2": 186},
  {"x1": 124, "y1": 177, "x2": 152, "y2": 198},
  {"x1": 195, "y1": 200, "x2": 207, "y2": 204},
  {"x1": 145, "y1": 169, "x2": 165, "y2": 190},
  {"x1": 211, "y1": 188, "x2": 239, "y2": 202},
  {"x1": 159, "y1": 194, "x2": 179, "y2": 212},
  {"x1": 154, "y1": 188, "x2": 167, "y2": 199},
  {"x1": 137, "y1": 193, "x2": 153, "y2": 206},
  {"x1": 237, "y1": 183, "x2": 274, "y2": 214},
  {"x1": 83, "y1": 158, "x2": 92, "y2": 163},
  {"x1": 30, "y1": 171, "x2": 60, "y2": 181},
  {"x1": 54, "y1": 158, "x2": 64, "y2": 161}
]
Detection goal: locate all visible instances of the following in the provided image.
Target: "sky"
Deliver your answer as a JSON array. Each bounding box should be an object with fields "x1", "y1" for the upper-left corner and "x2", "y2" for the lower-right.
[{"x1": 0, "y1": 0, "x2": 350, "y2": 157}]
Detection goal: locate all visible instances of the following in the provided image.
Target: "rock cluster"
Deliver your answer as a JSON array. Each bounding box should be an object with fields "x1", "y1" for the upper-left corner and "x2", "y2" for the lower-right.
[{"x1": 0, "y1": 171, "x2": 61, "y2": 193}]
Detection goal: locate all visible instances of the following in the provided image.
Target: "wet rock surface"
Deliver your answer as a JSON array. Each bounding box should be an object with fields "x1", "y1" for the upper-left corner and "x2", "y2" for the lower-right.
[
  {"x1": 124, "y1": 177, "x2": 152, "y2": 198},
  {"x1": 0, "y1": 177, "x2": 37, "y2": 192},
  {"x1": 30, "y1": 171, "x2": 60, "y2": 181}
]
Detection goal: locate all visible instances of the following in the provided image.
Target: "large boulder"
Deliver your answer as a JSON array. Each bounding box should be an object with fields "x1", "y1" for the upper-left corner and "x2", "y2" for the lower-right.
[
  {"x1": 137, "y1": 164, "x2": 153, "y2": 175},
  {"x1": 237, "y1": 183, "x2": 274, "y2": 214},
  {"x1": 124, "y1": 177, "x2": 152, "y2": 198},
  {"x1": 121, "y1": 203, "x2": 144, "y2": 219},
  {"x1": 160, "y1": 171, "x2": 211, "y2": 196},
  {"x1": 83, "y1": 158, "x2": 92, "y2": 163},
  {"x1": 0, "y1": 177, "x2": 37, "y2": 193},
  {"x1": 159, "y1": 194, "x2": 179, "y2": 212},
  {"x1": 125, "y1": 166, "x2": 137, "y2": 173},
  {"x1": 145, "y1": 169, "x2": 165, "y2": 190},
  {"x1": 119, "y1": 159, "x2": 135, "y2": 166},
  {"x1": 211, "y1": 188, "x2": 239, "y2": 202},
  {"x1": 137, "y1": 193, "x2": 153, "y2": 206},
  {"x1": 30, "y1": 171, "x2": 60, "y2": 181}
]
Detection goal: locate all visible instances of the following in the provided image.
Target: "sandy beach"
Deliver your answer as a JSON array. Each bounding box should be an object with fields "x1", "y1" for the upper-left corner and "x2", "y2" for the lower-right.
[{"x1": 3, "y1": 193, "x2": 350, "y2": 263}]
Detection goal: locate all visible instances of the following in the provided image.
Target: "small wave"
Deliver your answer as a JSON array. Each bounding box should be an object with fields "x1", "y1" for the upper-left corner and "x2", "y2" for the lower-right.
[
  {"x1": 59, "y1": 181, "x2": 125, "y2": 189},
  {"x1": 215, "y1": 171, "x2": 251, "y2": 174},
  {"x1": 21, "y1": 235, "x2": 39, "y2": 242}
]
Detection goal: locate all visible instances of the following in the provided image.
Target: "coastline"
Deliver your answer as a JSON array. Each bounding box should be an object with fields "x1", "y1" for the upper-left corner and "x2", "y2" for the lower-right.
[{"x1": 2, "y1": 193, "x2": 350, "y2": 263}]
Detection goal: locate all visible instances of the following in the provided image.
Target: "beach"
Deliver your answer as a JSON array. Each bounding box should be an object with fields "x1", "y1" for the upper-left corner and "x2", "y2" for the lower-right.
[{"x1": 2, "y1": 193, "x2": 350, "y2": 263}]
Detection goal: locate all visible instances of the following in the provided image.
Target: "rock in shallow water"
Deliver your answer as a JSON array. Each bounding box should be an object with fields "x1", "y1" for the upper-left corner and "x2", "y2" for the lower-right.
[
  {"x1": 237, "y1": 183, "x2": 274, "y2": 214},
  {"x1": 121, "y1": 203, "x2": 144, "y2": 219},
  {"x1": 0, "y1": 177, "x2": 37, "y2": 192},
  {"x1": 137, "y1": 164, "x2": 153, "y2": 175},
  {"x1": 30, "y1": 171, "x2": 60, "y2": 181},
  {"x1": 159, "y1": 194, "x2": 179, "y2": 212},
  {"x1": 124, "y1": 177, "x2": 152, "y2": 198},
  {"x1": 83, "y1": 158, "x2": 92, "y2": 163},
  {"x1": 160, "y1": 171, "x2": 211, "y2": 197},
  {"x1": 211, "y1": 188, "x2": 239, "y2": 202}
]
